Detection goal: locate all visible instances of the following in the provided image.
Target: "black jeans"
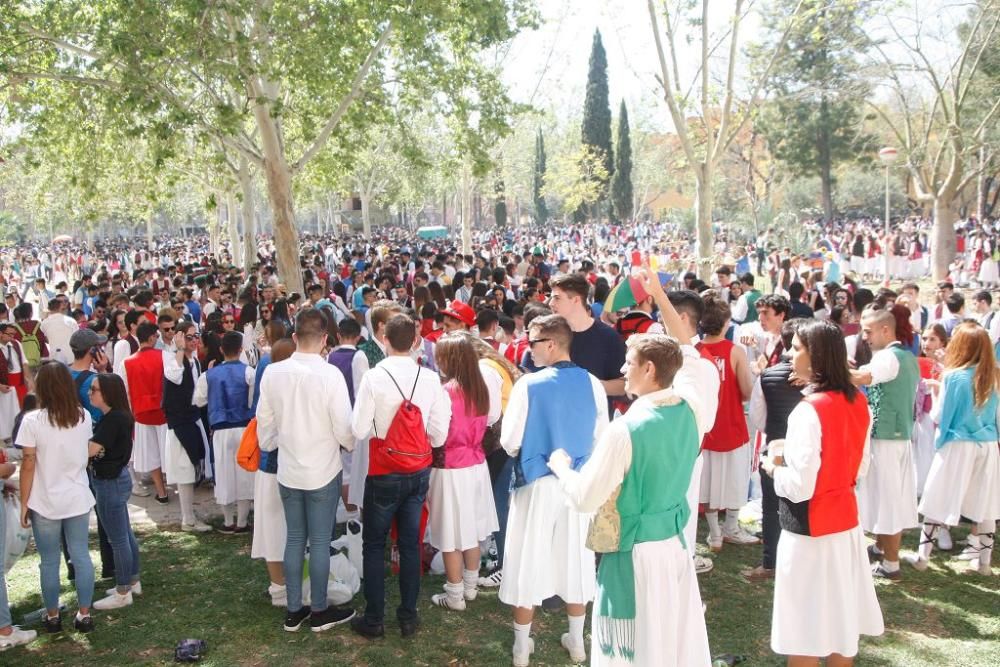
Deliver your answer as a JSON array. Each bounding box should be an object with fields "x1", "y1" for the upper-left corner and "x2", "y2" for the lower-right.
[
  {"x1": 760, "y1": 468, "x2": 781, "y2": 570},
  {"x1": 362, "y1": 469, "x2": 430, "y2": 625}
]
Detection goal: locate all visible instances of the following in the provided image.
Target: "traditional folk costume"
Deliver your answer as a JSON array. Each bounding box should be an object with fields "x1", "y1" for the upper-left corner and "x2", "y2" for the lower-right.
[
  {"x1": 552, "y1": 387, "x2": 712, "y2": 666},
  {"x1": 163, "y1": 355, "x2": 208, "y2": 486},
  {"x1": 696, "y1": 339, "x2": 752, "y2": 546},
  {"x1": 857, "y1": 343, "x2": 920, "y2": 537},
  {"x1": 0, "y1": 340, "x2": 28, "y2": 440},
  {"x1": 250, "y1": 353, "x2": 286, "y2": 572},
  {"x1": 498, "y1": 361, "x2": 607, "y2": 610},
  {"x1": 124, "y1": 347, "x2": 169, "y2": 476},
  {"x1": 771, "y1": 391, "x2": 884, "y2": 658},
  {"x1": 916, "y1": 367, "x2": 1000, "y2": 572},
  {"x1": 328, "y1": 344, "x2": 368, "y2": 509},
  {"x1": 196, "y1": 360, "x2": 255, "y2": 527}
]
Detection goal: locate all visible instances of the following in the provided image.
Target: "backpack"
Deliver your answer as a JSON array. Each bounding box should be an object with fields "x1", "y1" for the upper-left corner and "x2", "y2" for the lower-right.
[
  {"x1": 368, "y1": 367, "x2": 432, "y2": 476},
  {"x1": 237, "y1": 417, "x2": 260, "y2": 472},
  {"x1": 13, "y1": 323, "x2": 42, "y2": 369}
]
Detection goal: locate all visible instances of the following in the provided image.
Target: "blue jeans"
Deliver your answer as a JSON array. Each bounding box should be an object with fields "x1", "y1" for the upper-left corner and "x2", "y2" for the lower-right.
[
  {"x1": 32, "y1": 510, "x2": 94, "y2": 611},
  {"x1": 491, "y1": 457, "x2": 515, "y2": 566},
  {"x1": 0, "y1": 497, "x2": 11, "y2": 628},
  {"x1": 91, "y1": 468, "x2": 141, "y2": 589},
  {"x1": 279, "y1": 474, "x2": 341, "y2": 613},
  {"x1": 361, "y1": 469, "x2": 430, "y2": 625}
]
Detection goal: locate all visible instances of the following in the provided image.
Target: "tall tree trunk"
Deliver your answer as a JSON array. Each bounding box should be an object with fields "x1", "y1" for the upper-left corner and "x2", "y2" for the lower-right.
[
  {"x1": 254, "y1": 94, "x2": 303, "y2": 295},
  {"x1": 694, "y1": 166, "x2": 714, "y2": 281},
  {"x1": 461, "y1": 187, "x2": 472, "y2": 256},
  {"x1": 238, "y1": 156, "x2": 256, "y2": 271},
  {"x1": 931, "y1": 194, "x2": 957, "y2": 281},
  {"x1": 226, "y1": 192, "x2": 241, "y2": 268},
  {"x1": 146, "y1": 212, "x2": 154, "y2": 248},
  {"x1": 360, "y1": 190, "x2": 372, "y2": 237}
]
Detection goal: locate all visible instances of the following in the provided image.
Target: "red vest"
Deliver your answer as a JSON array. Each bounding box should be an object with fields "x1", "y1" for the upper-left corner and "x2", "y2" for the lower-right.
[
  {"x1": 0, "y1": 341, "x2": 22, "y2": 385},
  {"x1": 614, "y1": 312, "x2": 654, "y2": 341},
  {"x1": 696, "y1": 339, "x2": 749, "y2": 452},
  {"x1": 782, "y1": 391, "x2": 870, "y2": 537},
  {"x1": 124, "y1": 347, "x2": 167, "y2": 426}
]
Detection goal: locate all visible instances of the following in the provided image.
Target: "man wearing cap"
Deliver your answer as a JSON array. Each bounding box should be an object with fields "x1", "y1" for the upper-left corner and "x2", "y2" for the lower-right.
[{"x1": 440, "y1": 301, "x2": 475, "y2": 334}]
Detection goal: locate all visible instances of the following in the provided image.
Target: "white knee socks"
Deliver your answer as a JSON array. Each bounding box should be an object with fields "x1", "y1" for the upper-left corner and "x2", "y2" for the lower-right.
[
  {"x1": 918, "y1": 523, "x2": 938, "y2": 561},
  {"x1": 462, "y1": 569, "x2": 478, "y2": 599},
  {"x1": 723, "y1": 511, "x2": 739, "y2": 534},
  {"x1": 978, "y1": 520, "x2": 995, "y2": 569},
  {"x1": 178, "y1": 483, "x2": 196, "y2": 525},
  {"x1": 237, "y1": 499, "x2": 251, "y2": 528},
  {"x1": 514, "y1": 622, "x2": 532, "y2": 654},
  {"x1": 567, "y1": 613, "x2": 585, "y2": 647},
  {"x1": 706, "y1": 511, "x2": 721, "y2": 539}
]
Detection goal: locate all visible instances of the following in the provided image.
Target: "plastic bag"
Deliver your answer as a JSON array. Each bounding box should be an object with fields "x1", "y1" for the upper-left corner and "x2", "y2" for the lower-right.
[
  {"x1": 330, "y1": 519, "x2": 363, "y2": 578},
  {"x1": 301, "y1": 553, "x2": 361, "y2": 607},
  {"x1": 3, "y1": 493, "x2": 31, "y2": 574}
]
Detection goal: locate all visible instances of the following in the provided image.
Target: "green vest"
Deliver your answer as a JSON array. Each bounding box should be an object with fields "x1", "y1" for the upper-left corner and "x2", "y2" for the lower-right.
[
  {"x1": 743, "y1": 289, "x2": 761, "y2": 323},
  {"x1": 358, "y1": 338, "x2": 385, "y2": 368},
  {"x1": 869, "y1": 344, "x2": 918, "y2": 441}
]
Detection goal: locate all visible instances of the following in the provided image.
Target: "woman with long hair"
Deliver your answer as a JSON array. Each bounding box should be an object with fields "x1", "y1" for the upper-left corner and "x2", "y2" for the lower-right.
[
  {"x1": 427, "y1": 334, "x2": 499, "y2": 611},
  {"x1": 762, "y1": 320, "x2": 883, "y2": 665},
  {"x1": 201, "y1": 311, "x2": 225, "y2": 369},
  {"x1": 912, "y1": 324, "x2": 949, "y2": 498},
  {"x1": 15, "y1": 362, "x2": 97, "y2": 634},
  {"x1": 87, "y1": 374, "x2": 142, "y2": 610},
  {"x1": 237, "y1": 300, "x2": 260, "y2": 367},
  {"x1": 428, "y1": 281, "x2": 448, "y2": 310},
  {"x1": 907, "y1": 323, "x2": 1000, "y2": 575}
]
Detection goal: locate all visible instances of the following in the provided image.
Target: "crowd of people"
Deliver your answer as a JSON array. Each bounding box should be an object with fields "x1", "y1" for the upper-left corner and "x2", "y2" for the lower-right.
[{"x1": 0, "y1": 218, "x2": 997, "y2": 666}]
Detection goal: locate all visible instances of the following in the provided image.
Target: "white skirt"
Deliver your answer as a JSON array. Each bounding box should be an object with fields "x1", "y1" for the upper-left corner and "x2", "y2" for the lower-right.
[
  {"x1": 164, "y1": 422, "x2": 206, "y2": 485},
  {"x1": 699, "y1": 444, "x2": 751, "y2": 510},
  {"x1": 251, "y1": 471, "x2": 286, "y2": 562},
  {"x1": 979, "y1": 257, "x2": 999, "y2": 284},
  {"x1": 857, "y1": 439, "x2": 919, "y2": 535},
  {"x1": 0, "y1": 390, "x2": 19, "y2": 441},
  {"x1": 771, "y1": 526, "x2": 884, "y2": 657},
  {"x1": 911, "y1": 415, "x2": 936, "y2": 496},
  {"x1": 498, "y1": 476, "x2": 595, "y2": 608},
  {"x1": 213, "y1": 427, "x2": 255, "y2": 506},
  {"x1": 347, "y1": 438, "x2": 369, "y2": 509},
  {"x1": 428, "y1": 462, "x2": 499, "y2": 552},
  {"x1": 132, "y1": 423, "x2": 168, "y2": 474},
  {"x1": 918, "y1": 440, "x2": 1000, "y2": 525},
  {"x1": 592, "y1": 537, "x2": 711, "y2": 667},
  {"x1": 684, "y1": 454, "x2": 704, "y2": 549}
]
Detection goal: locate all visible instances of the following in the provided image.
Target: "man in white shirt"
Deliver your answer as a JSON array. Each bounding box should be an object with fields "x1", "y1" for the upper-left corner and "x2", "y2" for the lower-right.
[
  {"x1": 349, "y1": 314, "x2": 450, "y2": 640},
  {"x1": 256, "y1": 308, "x2": 356, "y2": 633},
  {"x1": 971, "y1": 290, "x2": 1000, "y2": 343},
  {"x1": 39, "y1": 297, "x2": 78, "y2": 365}
]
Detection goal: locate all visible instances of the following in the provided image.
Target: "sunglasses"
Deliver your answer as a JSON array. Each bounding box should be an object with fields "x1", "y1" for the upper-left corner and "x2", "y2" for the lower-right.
[
  {"x1": 528, "y1": 338, "x2": 551, "y2": 347},
  {"x1": 222, "y1": 319, "x2": 235, "y2": 324},
  {"x1": 160, "y1": 326, "x2": 175, "y2": 333},
  {"x1": 185, "y1": 334, "x2": 200, "y2": 341}
]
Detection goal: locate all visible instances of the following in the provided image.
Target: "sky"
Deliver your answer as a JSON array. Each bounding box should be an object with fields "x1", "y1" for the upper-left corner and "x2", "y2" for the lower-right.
[{"x1": 497, "y1": 0, "x2": 970, "y2": 133}]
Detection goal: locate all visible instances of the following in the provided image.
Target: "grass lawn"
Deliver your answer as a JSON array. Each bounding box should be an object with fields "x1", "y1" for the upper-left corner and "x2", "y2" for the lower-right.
[{"x1": 2, "y1": 520, "x2": 998, "y2": 666}]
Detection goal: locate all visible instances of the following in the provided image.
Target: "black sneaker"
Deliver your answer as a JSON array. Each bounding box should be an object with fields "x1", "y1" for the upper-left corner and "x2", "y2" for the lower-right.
[
  {"x1": 350, "y1": 615, "x2": 385, "y2": 640},
  {"x1": 43, "y1": 614, "x2": 63, "y2": 634},
  {"x1": 155, "y1": 495, "x2": 169, "y2": 505},
  {"x1": 216, "y1": 524, "x2": 237, "y2": 535},
  {"x1": 399, "y1": 616, "x2": 420, "y2": 639},
  {"x1": 310, "y1": 606, "x2": 355, "y2": 633},
  {"x1": 872, "y1": 563, "x2": 902, "y2": 581},
  {"x1": 284, "y1": 606, "x2": 311, "y2": 632},
  {"x1": 74, "y1": 614, "x2": 95, "y2": 633}
]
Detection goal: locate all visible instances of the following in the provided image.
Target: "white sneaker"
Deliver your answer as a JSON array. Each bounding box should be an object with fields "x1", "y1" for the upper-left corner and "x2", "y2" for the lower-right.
[
  {"x1": 93, "y1": 590, "x2": 133, "y2": 611},
  {"x1": 478, "y1": 569, "x2": 503, "y2": 588},
  {"x1": 512, "y1": 637, "x2": 535, "y2": 667},
  {"x1": 970, "y1": 561, "x2": 993, "y2": 576},
  {"x1": 706, "y1": 534, "x2": 723, "y2": 552},
  {"x1": 131, "y1": 484, "x2": 152, "y2": 498},
  {"x1": 0, "y1": 626, "x2": 36, "y2": 651},
  {"x1": 723, "y1": 526, "x2": 761, "y2": 545},
  {"x1": 106, "y1": 581, "x2": 142, "y2": 597},
  {"x1": 903, "y1": 553, "x2": 929, "y2": 571},
  {"x1": 463, "y1": 586, "x2": 478, "y2": 601},
  {"x1": 560, "y1": 632, "x2": 586, "y2": 663},
  {"x1": 936, "y1": 528, "x2": 953, "y2": 551},
  {"x1": 694, "y1": 555, "x2": 714, "y2": 574},
  {"x1": 431, "y1": 593, "x2": 466, "y2": 611},
  {"x1": 182, "y1": 521, "x2": 212, "y2": 533}
]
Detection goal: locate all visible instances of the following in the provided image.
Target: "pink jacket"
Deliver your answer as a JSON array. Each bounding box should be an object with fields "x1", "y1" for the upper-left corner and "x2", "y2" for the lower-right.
[{"x1": 442, "y1": 382, "x2": 487, "y2": 469}]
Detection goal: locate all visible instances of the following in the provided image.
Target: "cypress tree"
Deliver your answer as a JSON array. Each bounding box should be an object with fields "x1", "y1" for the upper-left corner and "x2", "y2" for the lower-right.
[
  {"x1": 581, "y1": 29, "x2": 614, "y2": 209},
  {"x1": 611, "y1": 100, "x2": 634, "y2": 222},
  {"x1": 533, "y1": 128, "x2": 548, "y2": 224}
]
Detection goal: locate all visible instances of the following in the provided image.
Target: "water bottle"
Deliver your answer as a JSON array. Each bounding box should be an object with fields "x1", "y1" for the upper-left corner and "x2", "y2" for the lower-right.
[
  {"x1": 712, "y1": 655, "x2": 746, "y2": 666},
  {"x1": 22, "y1": 603, "x2": 66, "y2": 626}
]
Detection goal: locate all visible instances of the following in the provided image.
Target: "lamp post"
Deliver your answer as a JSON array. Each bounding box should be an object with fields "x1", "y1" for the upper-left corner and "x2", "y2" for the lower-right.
[{"x1": 878, "y1": 147, "x2": 898, "y2": 283}]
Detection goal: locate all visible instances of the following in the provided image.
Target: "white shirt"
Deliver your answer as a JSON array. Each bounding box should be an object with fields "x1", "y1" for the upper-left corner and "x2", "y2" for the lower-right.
[
  {"x1": 256, "y1": 351, "x2": 354, "y2": 490},
  {"x1": 39, "y1": 312, "x2": 77, "y2": 365},
  {"x1": 3, "y1": 341, "x2": 25, "y2": 374},
  {"x1": 351, "y1": 355, "x2": 451, "y2": 448},
  {"x1": 164, "y1": 351, "x2": 202, "y2": 385},
  {"x1": 16, "y1": 409, "x2": 95, "y2": 520},
  {"x1": 861, "y1": 344, "x2": 901, "y2": 385},
  {"x1": 112, "y1": 337, "x2": 137, "y2": 379},
  {"x1": 478, "y1": 360, "x2": 504, "y2": 426}
]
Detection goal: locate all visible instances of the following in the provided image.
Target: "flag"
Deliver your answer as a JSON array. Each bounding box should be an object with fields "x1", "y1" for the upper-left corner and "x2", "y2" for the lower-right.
[{"x1": 605, "y1": 276, "x2": 650, "y2": 312}]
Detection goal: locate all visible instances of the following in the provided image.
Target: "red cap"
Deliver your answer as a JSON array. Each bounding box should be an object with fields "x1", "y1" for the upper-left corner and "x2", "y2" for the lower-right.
[{"x1": 440, "y1": 301, "x2": 476, "y2": 328}]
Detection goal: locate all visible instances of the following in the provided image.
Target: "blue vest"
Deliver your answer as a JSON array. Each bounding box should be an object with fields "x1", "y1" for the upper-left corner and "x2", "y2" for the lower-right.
[
  {"x1": 514, "y1": 362, "x2": 599, "y2": 487},
  {"x1": 206, "y1": 361, "x2": 253, "y2": 430},
  {"x1": 327, "y1": 347, "x2": 356, "y2": 406}
]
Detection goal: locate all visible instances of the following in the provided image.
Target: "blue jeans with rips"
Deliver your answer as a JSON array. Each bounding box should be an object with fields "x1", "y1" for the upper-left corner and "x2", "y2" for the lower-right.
[
  {"x1": 31, "y1": 510, "x2": 94, "y2": 611},
  {"x1": 279, "y1": 473, "x2": 341, "y2": 613},
  {"x1": 361, "y1": 468, "x2": 430, "y2": 626}
]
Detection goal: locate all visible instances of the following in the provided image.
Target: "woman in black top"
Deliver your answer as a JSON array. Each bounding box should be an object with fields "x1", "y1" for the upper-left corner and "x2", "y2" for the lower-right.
[{"x1": 87, "y1": 374, "x2": 142, "y2": 610}]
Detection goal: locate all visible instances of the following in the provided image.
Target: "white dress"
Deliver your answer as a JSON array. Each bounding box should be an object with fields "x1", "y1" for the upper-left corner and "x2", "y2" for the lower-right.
[
  {"x1": 428, "y1": 461, "x2": 498, "y2": 552},
  {"x1": 163, "y1": 421, "x2": 207, "y2": 485},
  {"x1": 699, "y1": 442, "x2": 752, "y2": 510},
  {"x1": 771, "y1": 402, "x2": 884, "y2": 658},
  {"x1": 213, "y1": 427, "x2": 255, "y2": 506},
  {"x1": 251, "y1": 470, "x2": 286, "y2": 562},
  {"x1": 132, "y1": 423, "x2": 168, "y2": 474}
]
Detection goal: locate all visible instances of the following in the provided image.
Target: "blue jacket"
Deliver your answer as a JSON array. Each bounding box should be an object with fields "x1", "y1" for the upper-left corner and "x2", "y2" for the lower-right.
[
  {"x1": 206, "y1": 361, "x2": 253, "y2": 430},
  {"x1": 935, "y1": 366, "x2": 999, "y2": 449}
]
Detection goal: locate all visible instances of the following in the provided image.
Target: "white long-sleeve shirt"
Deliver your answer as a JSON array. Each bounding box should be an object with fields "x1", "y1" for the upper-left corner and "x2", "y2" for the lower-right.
[
  {"x1": 256, "y1": 351, "x2": 355, "y2": 490},
  {"x1": 351, "y1": 355, "x2": 451, "y2": 448},
  {"x1": 192, "y1": 362, "x2": 256, "y2": 410}
]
